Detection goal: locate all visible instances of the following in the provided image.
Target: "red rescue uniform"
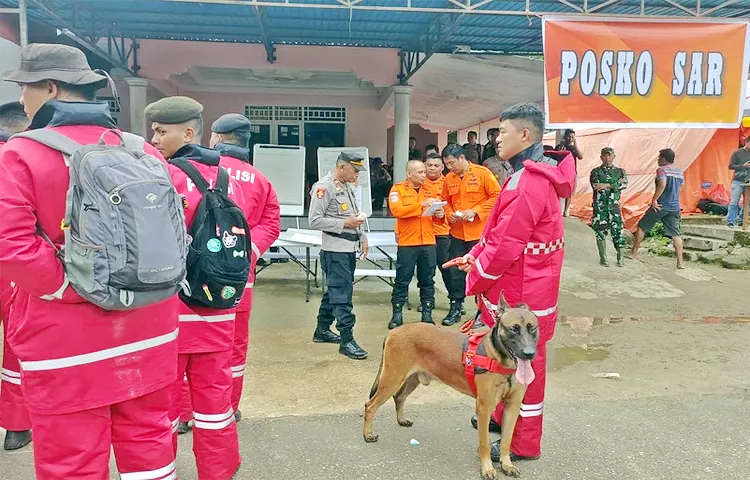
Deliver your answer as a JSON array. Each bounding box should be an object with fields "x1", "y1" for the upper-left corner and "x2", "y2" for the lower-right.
[
  {"x1": 0, "y1": 101, "x2": 178, "y2": 480},
  {"x1": 167, "y1": 144, "x2": 246, "y2": 480}
]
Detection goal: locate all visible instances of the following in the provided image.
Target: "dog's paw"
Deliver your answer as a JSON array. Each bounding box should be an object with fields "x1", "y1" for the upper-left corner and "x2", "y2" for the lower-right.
[
  {"x1": 500, "y1": 462, "x2": 521, "y2": 478},
  {"x1": 480, "y1": 465, "x2": 499, "y2": 480},
  {"x1": 363, "y1": 433, "x2": 379, "y2": 443},
  {"x1": 397, "y1": 419, "x2": 413, "y2": 427}
]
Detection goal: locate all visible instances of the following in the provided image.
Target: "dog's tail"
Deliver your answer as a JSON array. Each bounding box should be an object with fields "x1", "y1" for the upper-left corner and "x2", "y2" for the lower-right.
[{"x1": 368, "y1": 336, "x2": 388, "y2": 399}]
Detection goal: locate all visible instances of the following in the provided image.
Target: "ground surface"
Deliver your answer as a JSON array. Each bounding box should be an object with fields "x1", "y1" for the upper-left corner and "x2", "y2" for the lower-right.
[{"x1": 1, "y1": 219, "x2": 749, "y2": 479}]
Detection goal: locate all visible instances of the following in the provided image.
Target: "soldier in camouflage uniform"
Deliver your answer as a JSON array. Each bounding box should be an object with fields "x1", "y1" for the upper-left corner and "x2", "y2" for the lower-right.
[{"x1": 590, "y1": 147, "x2": 628, "y2": 267}]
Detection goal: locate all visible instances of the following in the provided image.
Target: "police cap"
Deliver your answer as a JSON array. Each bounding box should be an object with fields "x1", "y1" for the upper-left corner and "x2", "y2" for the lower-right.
[
  {"x1": 338, "y1": 151, "x2": 366, "y2": 171},
  {"x1": 144, "y1": 96, "x2": 203, "y2": 124},
  {"x1": 211, "y1": 113, "x2": 251, "y2": 135}
]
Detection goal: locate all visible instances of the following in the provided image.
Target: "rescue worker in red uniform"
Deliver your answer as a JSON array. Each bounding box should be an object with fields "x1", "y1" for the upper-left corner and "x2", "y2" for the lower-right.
[
  {"x1": 0, "y1": 101, "x2": 32, "y2": 451},
  {"x1": 146, "y1": 96, "x2": 244, "y2": 480},
  {"x1": 0, "y1": 44, "x2": 179, "y2": 480},
  {"x1": 460, "y1": 103, "x2": 575, "y2": 463},
  {"x1": 176, "y1": 114, "x2": 281, "y2": 433},
  {"x1": 387, "y1": 160, "x2": 445, "y2": 329}
]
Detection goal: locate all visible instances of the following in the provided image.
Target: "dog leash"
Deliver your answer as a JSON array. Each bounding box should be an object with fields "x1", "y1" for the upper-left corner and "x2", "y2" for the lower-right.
[{"x1": 460, "y1": 294, "x2": 496, "y2": 333}]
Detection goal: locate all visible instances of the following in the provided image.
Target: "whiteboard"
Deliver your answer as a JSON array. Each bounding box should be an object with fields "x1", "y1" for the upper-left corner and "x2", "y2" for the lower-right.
[
  {"x1": 317, "y1": 147, "x2": 372, "y2": 217},
  {"x1": 253, "y1": 144, "x2": 306, "y2": 216}
]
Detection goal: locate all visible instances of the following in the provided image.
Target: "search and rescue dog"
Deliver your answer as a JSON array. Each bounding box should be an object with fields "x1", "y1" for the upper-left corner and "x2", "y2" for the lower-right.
[{"x1": 363, "y1": 293, "x2": 540, "y2": 479}]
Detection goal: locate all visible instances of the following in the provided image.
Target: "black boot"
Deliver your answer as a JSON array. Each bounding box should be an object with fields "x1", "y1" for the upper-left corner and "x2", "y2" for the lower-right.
[
  {"x1": 490, "y1": 439, "x2": 540, "y2": 463},
  {"x1": 313, "y1": 318, "x2": 341, "y2": 344},
  {"x1": 234, "y1": 410, "x2": 242, "y2": 423},
  {"x1": 470, "y1": 415, "x2": 501, "y2": 433},
  {"x1": 388, "y1": 303, "x2": 404, "y2": 330},
  {"x1": 3, "y1": 430, "x2": 31, "y2": 451},
  {"x1": 442, "y1": 300, "x2": 463, "y2": 326},
  {"x1": 339, "y1": 331, "x2": 368, "y2": 360},
  {"x1": 421, "y1": 302, "x2": 434, "y2": 324},
  {"x1": 176, "y1": 422, "x2": 190, "y2": 435}
]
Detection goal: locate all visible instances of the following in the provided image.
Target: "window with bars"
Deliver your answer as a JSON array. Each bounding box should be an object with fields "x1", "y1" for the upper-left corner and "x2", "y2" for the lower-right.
[
  {"x1": 99, "y1": 96, "x2": 121, "y2": 126},
  {"x1": 244, "y1": 105, "x2": 346, "y2": 123}
]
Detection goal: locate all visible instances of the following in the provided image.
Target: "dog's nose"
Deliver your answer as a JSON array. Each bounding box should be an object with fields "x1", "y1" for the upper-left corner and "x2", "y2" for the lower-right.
[{"x1": 521, "y1": 347, "x2": 536, "y2": 359}]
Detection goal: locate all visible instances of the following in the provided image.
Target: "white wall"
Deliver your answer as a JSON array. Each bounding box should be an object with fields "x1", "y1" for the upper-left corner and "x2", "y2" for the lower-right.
[{"x1": 0, "y1": 38, "x2": 20, "y2": 105}]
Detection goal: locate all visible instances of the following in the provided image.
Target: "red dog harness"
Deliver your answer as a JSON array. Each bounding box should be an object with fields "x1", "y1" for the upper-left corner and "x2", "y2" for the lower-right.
[{"x1": 463, "y1": 330, "x2": 516, "y2": 397}]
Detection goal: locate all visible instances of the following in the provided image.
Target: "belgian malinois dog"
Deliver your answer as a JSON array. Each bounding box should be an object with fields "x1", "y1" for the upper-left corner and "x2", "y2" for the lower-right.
[{"x1": 363, "y1": 292, "x2": 539, "y2": 479}]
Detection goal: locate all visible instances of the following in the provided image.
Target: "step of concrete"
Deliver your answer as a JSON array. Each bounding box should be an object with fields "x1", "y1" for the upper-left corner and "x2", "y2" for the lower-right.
[
  {"x1": 682, "y1": 234, "x2": 729, "y2": 251},
  {"x1": 681, "y1": 224, "x2": 737, "y2": 242},
  {"x1": 682, "y1": 214, "x2": 726, "y2": 226}
]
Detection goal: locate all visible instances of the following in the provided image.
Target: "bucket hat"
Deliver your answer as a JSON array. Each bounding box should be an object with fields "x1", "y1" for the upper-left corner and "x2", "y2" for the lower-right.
[{"x1": 3, "y1": 43, "x2": 107, "y2": 85}]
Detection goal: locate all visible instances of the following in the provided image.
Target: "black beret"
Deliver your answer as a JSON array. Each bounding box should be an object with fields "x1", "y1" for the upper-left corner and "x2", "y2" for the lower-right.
[
  {"x1": 211, "y1": 113, "x2": 251, "y2": 134},
  {"x1": 144, "y1": 96, "x2": 203, "y2": 124}
]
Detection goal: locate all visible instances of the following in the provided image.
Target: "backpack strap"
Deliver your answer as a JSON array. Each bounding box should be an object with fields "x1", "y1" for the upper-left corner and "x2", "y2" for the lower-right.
[
  {"x1": 169, "y1": 158, "x2": 210, "y2": 194},
  {"x1": 215, "y1": 165, "x2": 229, "y2": 194},
  {"x1": 11, "y1": 129, "x2": 82, "y2": 158},
  {"x1": 121, "y1": 132, "x2": 146, "y2": 152}
]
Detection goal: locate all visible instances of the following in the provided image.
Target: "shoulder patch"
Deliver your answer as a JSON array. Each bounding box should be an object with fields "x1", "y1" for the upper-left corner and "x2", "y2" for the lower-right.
[
  {"x1": 389, "y1": 191, "x2": 400, "y2": 203},
  {"x1": 315, "y1": 186, "x2": 326, "y2": 199}
]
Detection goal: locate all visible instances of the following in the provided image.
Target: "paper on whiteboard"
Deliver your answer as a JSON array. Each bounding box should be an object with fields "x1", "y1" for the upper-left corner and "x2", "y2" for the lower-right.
[{"x1": 422, "y1": 201, "x2": 447, "y2": 217}]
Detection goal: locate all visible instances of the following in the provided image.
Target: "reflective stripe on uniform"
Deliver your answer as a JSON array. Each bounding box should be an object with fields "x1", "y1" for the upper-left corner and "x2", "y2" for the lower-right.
[
  {"x1": 231, "y1": 365, "x2": 245, "y2": 378},
  {"x1": 20, "y1": 328, "x2": 179, "y2": 372},
  {"x1": 178, "y1": 314, "x2": 235, "y2": 323},
  {"x1": 519, "y1": 402, "x2": 544, "y2": 418},
  {"x1": 475, "y1": 258, "x2": 500, "y2": 280},
  {"x1": 171, "y1": 418, "x2": 179, "y2": 434},
  {"x1": 524, "y1": 238, "x2": 564, "y2": 255},
  {"x1": 531, "y1": 305, "x2": 557, "y2": 317},
  {"x1": 193, "y1": 407, "x2": 235, "y2": 430},
  {"x1": 119, "y1": 460, "x2": 176, "y2": 480},
  {"x1": 245, "y1": 282, "x2": 254, "y2": 289},
  {"x1": 1, "y1": 368, "x2": 21, "y2": 385},
  {"x1": 251, "y1": 242, "x2": 261, "y2": 260}
]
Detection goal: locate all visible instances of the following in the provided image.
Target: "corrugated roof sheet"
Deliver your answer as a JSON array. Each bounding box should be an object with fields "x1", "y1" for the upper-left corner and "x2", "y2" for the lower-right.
[{"x1": 1, "y1": 0, "x2": 749, "y2": 53}]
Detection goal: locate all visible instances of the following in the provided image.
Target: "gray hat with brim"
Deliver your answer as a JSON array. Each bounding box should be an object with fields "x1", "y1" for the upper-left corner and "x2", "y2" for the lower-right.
[
  {"x1": 3, "y1": 43, "x2": 107, "y2": 86},
  {"x1": 338, "y1": 151, "x2": 366, "y2": 171},
  {"x1": 212, "y1": 113, "x2": 251, "y2": 134}
]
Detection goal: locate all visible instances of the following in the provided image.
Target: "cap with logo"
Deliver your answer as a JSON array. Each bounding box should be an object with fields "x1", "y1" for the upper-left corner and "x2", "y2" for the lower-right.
[
  {"x1": 338, "y1": 151, "x2": 366, "y2": 171},
  {"x1": 144, "y1": 96, "x2": 204, "y2": 124}
]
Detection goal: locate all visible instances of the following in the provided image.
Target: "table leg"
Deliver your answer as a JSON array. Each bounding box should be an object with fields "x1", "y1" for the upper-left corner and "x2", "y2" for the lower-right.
[
  {"x1": 306, "y1": 247, "x2": 311, "y2": 302},
  {"x1": 743, "y1": 185, "x2": 750, "y2": 232}
]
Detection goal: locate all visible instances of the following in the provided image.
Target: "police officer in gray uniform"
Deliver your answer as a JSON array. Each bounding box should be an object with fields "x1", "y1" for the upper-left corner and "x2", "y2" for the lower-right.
[{"x1": 309, "y1": 152, "x2": 369, "y2": 360}]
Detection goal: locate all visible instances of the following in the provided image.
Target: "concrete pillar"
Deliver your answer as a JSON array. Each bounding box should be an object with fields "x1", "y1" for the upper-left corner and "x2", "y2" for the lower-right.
[
  {"x1": 392, "y1": 84, "x2": 413, "y2": 183},
  {"x1": 125, "y1": 77, "x2": 149, "y2": 138}
]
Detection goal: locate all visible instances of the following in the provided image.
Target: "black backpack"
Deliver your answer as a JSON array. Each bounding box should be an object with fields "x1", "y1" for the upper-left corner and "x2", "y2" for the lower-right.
[{"x1": 170, "y1": 159, "x2": 251, "y2": 309}]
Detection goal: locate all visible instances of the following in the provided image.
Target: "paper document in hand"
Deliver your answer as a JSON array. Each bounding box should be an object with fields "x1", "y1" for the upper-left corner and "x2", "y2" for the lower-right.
[{"x1": 422, "y1": 201, "x2": 447, "y2": 217}]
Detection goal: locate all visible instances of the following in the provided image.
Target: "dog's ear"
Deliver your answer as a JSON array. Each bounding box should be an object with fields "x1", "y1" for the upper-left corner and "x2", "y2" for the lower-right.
[{"x1": 498, "y1": 290, "x2": 511, "y2": 312}]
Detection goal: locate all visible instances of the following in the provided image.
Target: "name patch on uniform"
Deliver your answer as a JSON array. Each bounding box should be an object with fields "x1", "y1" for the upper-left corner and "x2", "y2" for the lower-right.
[{"x1": 316, "y1": 186, "x2": 326, "y2": 199}]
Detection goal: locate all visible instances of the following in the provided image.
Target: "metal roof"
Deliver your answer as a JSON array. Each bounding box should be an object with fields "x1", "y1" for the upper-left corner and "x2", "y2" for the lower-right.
[{"x1": 3, "y1": 0, "x2": 750, "y2": 56}]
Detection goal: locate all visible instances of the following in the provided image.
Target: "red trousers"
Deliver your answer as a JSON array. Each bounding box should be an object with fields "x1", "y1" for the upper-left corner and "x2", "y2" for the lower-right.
[
  {"x1": 29, "y1": 385, "x2": 175, "y2": 480},
  {"x1": 491, "y1": 342, "x2": 547, "y2": 458},
  {"x1": 179, "y1": 303, "x2": 252, "y2": 422},
  {"x1": 171, "y1": 351, "x2": 240, "y2": 480},
  {"x1": 1, "y1": 319, "x2": 31, "y2": 431}
]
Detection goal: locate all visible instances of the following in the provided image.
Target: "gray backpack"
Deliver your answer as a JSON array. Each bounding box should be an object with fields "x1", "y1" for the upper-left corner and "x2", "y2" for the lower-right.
[{"x1": 14, "y1": 128, "x2": 190, "y2": 310}]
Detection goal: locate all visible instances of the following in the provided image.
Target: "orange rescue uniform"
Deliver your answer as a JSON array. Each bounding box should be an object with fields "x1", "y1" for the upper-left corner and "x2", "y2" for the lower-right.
[
  {"x1": 424, "y1": 175, "x2": 450, "y2": 236},
  {"x1": 442, "y1": 164, "x2": 500, "y2": 241},
  {"x1": 389, "y1": 181, "x2": 445, "y2": 246}
]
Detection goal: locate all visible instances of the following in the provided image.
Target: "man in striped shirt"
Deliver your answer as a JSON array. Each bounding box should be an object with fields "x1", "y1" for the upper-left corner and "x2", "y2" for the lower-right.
[{"x1": 630, "y1": 148, "x2": 685, "y2": 269}]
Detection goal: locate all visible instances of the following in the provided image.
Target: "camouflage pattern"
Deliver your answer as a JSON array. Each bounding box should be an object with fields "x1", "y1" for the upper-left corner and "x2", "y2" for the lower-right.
[{"x1": 590, "y1": 164, "x2": 628, "y2": 248}]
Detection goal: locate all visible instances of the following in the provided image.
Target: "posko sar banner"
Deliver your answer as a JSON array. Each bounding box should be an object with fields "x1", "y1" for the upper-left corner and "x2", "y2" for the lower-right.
[{"x1": 542, "y1": 18, "x2": 750, "y2": 128}]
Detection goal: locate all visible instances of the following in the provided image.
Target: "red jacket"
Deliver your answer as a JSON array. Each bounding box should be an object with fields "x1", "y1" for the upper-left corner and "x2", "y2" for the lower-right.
[
  {"x1": 0, "y1": 101, "x2": 179, "y2": 415},
  {"x1": 167, "y1": 145, "x2": 247, "y2": 354},
  {"x1": 466, "y1": 146, "x2": 575, "y2": 344},
  {"x1": 219, "y1": 151, "x2": 280, "y2": 312},
  {"x1": 0, "y1": 140, "x2": 11, "y2": 325}
]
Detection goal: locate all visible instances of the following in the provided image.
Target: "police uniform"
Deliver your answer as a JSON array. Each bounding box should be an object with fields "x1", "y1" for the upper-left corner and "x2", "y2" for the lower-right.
[
  {"x1": 308, "y1": 152, "x2": 368, "y2": 360},
  {"x1": 387, "y1": 180, "x2": 443, "y2": 329},
  {"x1": 590, "y1": 147, "x2": 628, "y2": 267}
]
